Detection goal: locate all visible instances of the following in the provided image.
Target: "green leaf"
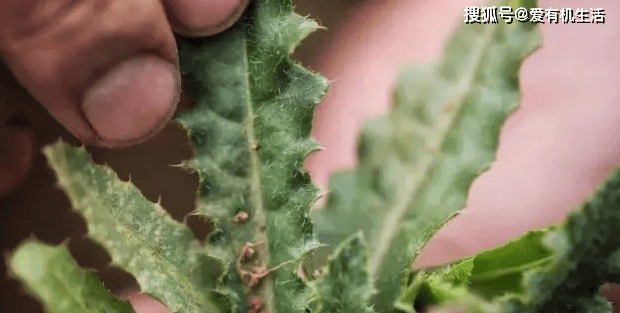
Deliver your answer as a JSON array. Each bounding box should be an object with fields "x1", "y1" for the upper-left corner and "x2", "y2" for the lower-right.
[
  {"x1": 42, "y1": 142, "x2": 226, "y2": 313},
  {"x1": 397, "y1": 165, "x2": 620, "y2": 313},
  {"x1": 175, "y1": 0, "x2": 328, "y2": 311},
  {"x1": 315, "y1": 233, "x2": 376, "y2": 313},
  {"x1": 8, "y1": 240, "x2": 135, "y2": 313},
  {"x1": 311, "y1": 0, "x2": 541, "y2": 311},
  {"x1": 466, "y1": 229, "x2": 555, "y2": 300},
  {"x1": 504, "y1": 165, "x2": 620, "y2": 312},
  {"x1": 34, "y1": 1, "x2": 326, "y2": 312},
  {"x1": 396, "y1": 229, "x2": 554, "y2": 312}
]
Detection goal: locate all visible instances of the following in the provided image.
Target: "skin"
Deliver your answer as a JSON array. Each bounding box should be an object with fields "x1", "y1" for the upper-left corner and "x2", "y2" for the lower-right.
[
  {"x1": 308, "y1": 0, "x2": 620, "y2": 269},
  {"x1": 306, "y1": 0, "x2": 620, "y2": 310},
  {"x1": 1, "y1": 0, "x2": 619, "y2": 311},
  {"x1": 0, "y1": 0, "x2": 250, "y2": 195}
]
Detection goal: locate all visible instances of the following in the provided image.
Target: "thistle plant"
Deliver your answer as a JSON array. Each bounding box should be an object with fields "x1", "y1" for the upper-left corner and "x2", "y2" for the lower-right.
[{"x1": 7, "y1": 0, "x2": 620, "y2": 312}]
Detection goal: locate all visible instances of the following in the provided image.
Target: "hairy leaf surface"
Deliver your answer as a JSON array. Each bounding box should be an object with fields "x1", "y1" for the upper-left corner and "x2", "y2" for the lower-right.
[
  {"x1": 395, "y1": 259, "x2": 476, "y2": 313},
  {"x1": 316, "y1": 233, "x2": 376, "y2": 313},
  {"x1": 311, "y1": 0, "x2": 540, "y2": 310},
  {"x1": 175, "y1": 0, "x2": 328, "y2": 311},
  {"x1": 43, "y1": 142, "x2": 225, "y2": 313},
  {"x1": 8, "y1": 240, "x2": 135, "y2": 313},
  {"x1": 26, "y1": 2, "x2": 327, "y2": 313}
]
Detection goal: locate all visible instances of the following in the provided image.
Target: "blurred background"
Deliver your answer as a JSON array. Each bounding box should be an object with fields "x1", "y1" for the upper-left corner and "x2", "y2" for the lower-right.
[{"x1": 2, "y1": 0, "x2": 620, "y2": 312}]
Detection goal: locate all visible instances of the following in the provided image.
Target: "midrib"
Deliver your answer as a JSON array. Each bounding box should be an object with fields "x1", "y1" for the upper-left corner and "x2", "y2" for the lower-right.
[
  {"x1": 49, "y1": 257, "x2": 94, "y2": 313},
  {"x1": 240, "y1": 39, "x2": 276, "y2": 311},
  {"x1": 468, "y1": 256, "x2": 554, "y2": 282},
  {"x1": 51, "y1": 148, "x2": 217, "y2": 313},
  {"x1": 369, "y1": 23, "x2": 498, "y2": 279}
]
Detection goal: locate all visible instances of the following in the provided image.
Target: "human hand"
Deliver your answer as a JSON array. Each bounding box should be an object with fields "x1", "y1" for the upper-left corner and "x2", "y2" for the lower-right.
[
  {"x1": 4, "y1": 0, "x2": 618, "y2": 311},
  {"x1": 0, "y1": 0, "x2": 250, "y2": 196},
  {"x1": 306, "y1": 0, "x2": 620, "y2": 309}
]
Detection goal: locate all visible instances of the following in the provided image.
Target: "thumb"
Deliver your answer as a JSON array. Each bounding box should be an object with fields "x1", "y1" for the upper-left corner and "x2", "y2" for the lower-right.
[{"x1": 0, "y1": 0, "x2": 180, "y2": 147}]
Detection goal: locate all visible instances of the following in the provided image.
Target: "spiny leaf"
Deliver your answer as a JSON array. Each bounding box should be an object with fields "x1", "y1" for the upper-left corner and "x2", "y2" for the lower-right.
[
  {"x1": 43, "y1": 142, "x2": 225, "y2": 313},
  {"x1": 396, "y1": 229, "x2": 555, "y2": 312},
  {"x1": 175, "y1": 0, "x2": 328, "y2": 311},
  {"x1": 395, "y1": 260, "x2": 476, "y2": 313},
  {"x1": 465, "y1": 228, "x2": 555, "y2": 300},
  {"x1": 8, "y1": 240, "x2": 135, "y2": 313},
  {"x1": 399, "y1": 165, "x2": 620, "y2": 313},
  {"x1": 311, "y1": 0, "x2": 540, "y2": 310},
  {"x1": 504, "y1": 164, "x2": 620, "y2": 312},
  {"x1": 315, "y1": 233, "x2": 376, "y2": 313}
]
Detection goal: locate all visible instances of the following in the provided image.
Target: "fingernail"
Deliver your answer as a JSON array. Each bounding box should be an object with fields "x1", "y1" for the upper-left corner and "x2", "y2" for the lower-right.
[
  {"x1": 82, "y1": 56, "x2": 179, "y2": 146},
  {"x1": 172, "y1": 0, "x2": 248, "y2": 36}
]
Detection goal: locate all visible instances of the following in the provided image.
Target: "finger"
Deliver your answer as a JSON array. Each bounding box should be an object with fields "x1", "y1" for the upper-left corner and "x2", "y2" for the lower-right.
[
  {"x1": 0, "y1": 123, "x2": 35, "y2": 196},
  {"x1": 0, "y1": 0, "x2": 180, "y2": 147},
  {"x1": 306, "y1": 0, "x2": 620, "y2": 269},
  {"x1": 162, "y1": 0, "x2": 250, "y2": 37},
  {"x1": 121, "y1": 290, "x2": 170, "y2": 313}
]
